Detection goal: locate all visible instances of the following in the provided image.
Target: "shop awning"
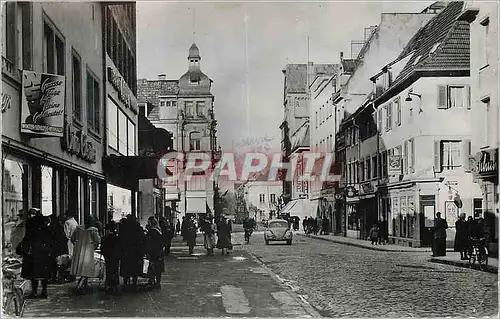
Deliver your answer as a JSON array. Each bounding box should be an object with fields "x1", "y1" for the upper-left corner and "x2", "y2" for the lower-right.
[
  {"x1": 280, "y1": 199, "x2": 311, "y2": 221},
  {"x1": 102, "y1": 153, "x2": 173, "y2": 189}
]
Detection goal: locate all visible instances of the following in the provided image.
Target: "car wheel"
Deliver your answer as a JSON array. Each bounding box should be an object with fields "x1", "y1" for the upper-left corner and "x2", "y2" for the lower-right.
[{"x1": 286, "y1": 240, "x2": 292, "y2": 245}]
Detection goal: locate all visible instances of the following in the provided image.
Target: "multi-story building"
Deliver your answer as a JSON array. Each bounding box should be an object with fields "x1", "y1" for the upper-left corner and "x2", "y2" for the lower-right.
[
  {"x1": 459, "y1": 1, "x2": 499, "y2": 254},
  {"x1": 137, "y1": 43, "x2": 218, "y2": 221},
  {"x1": 332, "y1": 10, "x2": 437, "y2": 239},
  {"x1": 243, "y1": 179, "x2": 281, "y2": 222},
  {"x1": 279, "y1": 63, "x2": 336, "y2": 220},
  {"x1": 2, "y1": 2, "x2": 108, "y2": 253},
  {"x1": 340, "y1": 1, "x2": 476, "y2": 248}
]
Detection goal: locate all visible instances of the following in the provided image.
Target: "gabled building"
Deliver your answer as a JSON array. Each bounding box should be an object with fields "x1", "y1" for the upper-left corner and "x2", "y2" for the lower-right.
[{"x1": 367, "y1": 1, "x2": 478, "y2": 247}]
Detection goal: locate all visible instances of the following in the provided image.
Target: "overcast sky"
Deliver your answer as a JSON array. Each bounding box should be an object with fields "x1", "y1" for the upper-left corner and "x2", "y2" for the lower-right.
[{"x1": 136, "y1": 1, "x2": 434, "y2": 150}]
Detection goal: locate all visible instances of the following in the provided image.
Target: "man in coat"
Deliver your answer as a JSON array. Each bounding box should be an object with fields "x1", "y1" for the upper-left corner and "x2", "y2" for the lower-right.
[{"x1": 433, "y1": 212, "x2": 448, "y2": 257}]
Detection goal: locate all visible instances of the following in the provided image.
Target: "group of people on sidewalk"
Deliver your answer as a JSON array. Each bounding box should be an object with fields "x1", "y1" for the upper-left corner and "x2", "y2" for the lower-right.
[
  {"x1": 453, "y1": 212, "x2": 487, "y2": 260},
  {"x1": 183, "y1": 214, "x2": 233, "y2": 256},
  {"x1": 302, "y1": 216, "x2": 330, "y2": 235},
  {"x1": 13, "y1": 208, "x2": 176, "y2": 298}
]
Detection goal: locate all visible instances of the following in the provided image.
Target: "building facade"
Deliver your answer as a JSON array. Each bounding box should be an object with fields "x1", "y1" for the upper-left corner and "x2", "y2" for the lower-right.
[
  {"x1": 243, "y1": 180, "x2": 281, "y2": 222},
  {"x1": 1, "y1": 2, "x2": 108, "y2": 254},
  {"x1": 137, "y1": 43, "x2": 218, "y2": 221},
  {"x1": 459, "y1": 1, "x2": 499, "y2": 254}
]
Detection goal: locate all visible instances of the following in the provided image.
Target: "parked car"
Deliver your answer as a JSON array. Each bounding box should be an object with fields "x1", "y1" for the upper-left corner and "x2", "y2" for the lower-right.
[{"x1": 264, "y1": 219, "x2": 292, "y2": 245}]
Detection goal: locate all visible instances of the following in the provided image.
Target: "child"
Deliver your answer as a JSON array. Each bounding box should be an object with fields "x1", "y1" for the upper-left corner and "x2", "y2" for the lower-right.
[
  {"x1": 101, "y1": 221, "x2": 120, "y2": 294},
  {"x1": 369, "y1": 224, "x2": 379, "y2": 245}
]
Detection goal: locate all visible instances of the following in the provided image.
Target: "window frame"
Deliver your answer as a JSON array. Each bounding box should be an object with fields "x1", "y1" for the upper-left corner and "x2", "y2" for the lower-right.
[
  {"x1": 440, "y1": 140, "x2": 462, "y2": 171},
  {"x1": 42, "y1": 15, "x2": 65, "y2": 76},
  {"x1": 395, "y1": 97, "x2": 401, "y2": 126},
  {"x1": 72, "y1": 49, "x2": 82, "y2": 124},
  {"x1": 86, "y1": 67, "x2": 101, "y2": 137},
  {"x1": 189, "y1": 131, "x2": 201, "y2": 151}
]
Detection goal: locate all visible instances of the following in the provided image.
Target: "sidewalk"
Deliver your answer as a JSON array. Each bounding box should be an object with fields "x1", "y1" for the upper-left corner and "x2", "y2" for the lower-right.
[
  {"x1": 296, "y1": 232, "x2": 433, "y2": 252},
  {"x1": 297, "y1": 232, "x2": 498, "y2": 273},
  {"x1": 430, "y1": 252, "x2": 498, "y2": 273}
]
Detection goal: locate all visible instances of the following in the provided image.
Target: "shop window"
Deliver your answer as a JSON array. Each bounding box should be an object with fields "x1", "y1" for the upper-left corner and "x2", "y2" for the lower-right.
[
  {"x1": 107, "y1": 98, "x2": 118, "y2": 150},
  {"x1": 347, "y1": 205, "x2": 359, "y2": 231},
  {"x1": 87, "y1": 70, "x2": 100, "y2": 134},
  {"x1": 43, "y1": 20, "x2": 65, "y2": 75},
  {"x1": 2, "y1": 159, "x2": 26, "y2": 253},
  {"x1": 41, "y1": 166, "x2": 53, "y2": 216},
  {"x1": 127, "y1": 119, "x2": 135, "y2": 156},
  {"x1": 88, "y1": 178, "x2": 97, "y2": 219}
]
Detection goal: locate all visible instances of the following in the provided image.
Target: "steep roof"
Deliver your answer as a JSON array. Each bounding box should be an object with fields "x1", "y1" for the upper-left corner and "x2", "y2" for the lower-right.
[
  {"x1": 283, "y1": 64, "x2": 338, "y2": 94},
  {"x1": 391, "y1": 1, "x2": 469, "y2": 84},
  {"x1": 137, "y1": 78, "x2": 179, "y2": 121}
]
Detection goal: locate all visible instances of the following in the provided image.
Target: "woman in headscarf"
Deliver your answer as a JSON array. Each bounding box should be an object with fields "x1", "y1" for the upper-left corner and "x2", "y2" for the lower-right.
[
  {"x1": 202, "y1": 215, "x2": 217, "y2": 256},
  {"x1": 18, "y1": 209, "x2": 54, "y2": 299},
  {"x1": 146, "y1": 217, "x2": 164, "y2": 289},
  {"x1": 70, "y1": 215, "x2": 101, "y2": 293}
]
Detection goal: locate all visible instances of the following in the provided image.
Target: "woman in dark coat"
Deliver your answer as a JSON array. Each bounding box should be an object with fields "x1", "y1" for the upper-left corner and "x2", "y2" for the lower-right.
[
  {"x1": 146, "y1": 217, "x2": 164, "y2": 289},
  {"x1": 119, "y1": 216, "x2": 146, "y2": 291},
  {"x1": 454, "y1": 213, "x2": 468, "y2": 260},
  {"x1": 48, "y1": 214, "x2": 69, "y2": 282},
  {"x1": 18, "y1": 209, "x2": 54, "y2": 299},
  {"x1": 101, "y1": 221, "x2": 121, "y2": 294},
  {"x1": 184, "y1": 216, "x2": 197, "y2": 255},
  {"x1": 217, "y1": 216, "x2": 232, "y2": 255},
  {"x1": 176, "y1": 220, "x2": 181, "y2": 236},
  {"x1": 159, "y1": 217, "x2": 174, "y2": 256}
]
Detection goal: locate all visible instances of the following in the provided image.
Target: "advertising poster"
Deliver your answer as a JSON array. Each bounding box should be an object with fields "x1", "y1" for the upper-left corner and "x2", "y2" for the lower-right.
[{"x1": 21, "y1": 71, "x2": 65, "y2": 137}]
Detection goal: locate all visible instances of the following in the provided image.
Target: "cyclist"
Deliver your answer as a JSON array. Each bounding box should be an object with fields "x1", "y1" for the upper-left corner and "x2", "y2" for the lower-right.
[
  {"x1": 468, "y1": 213, "x2": 487, "y2": 258},
  {"x1": 243, "y1": 217, "x2": 255, "y2": 243}
]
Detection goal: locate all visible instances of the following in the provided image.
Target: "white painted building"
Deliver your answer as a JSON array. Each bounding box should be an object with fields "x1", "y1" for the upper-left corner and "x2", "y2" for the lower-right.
[{"x1": 243, "y1": 180, "x2": 281, "y2": 222}]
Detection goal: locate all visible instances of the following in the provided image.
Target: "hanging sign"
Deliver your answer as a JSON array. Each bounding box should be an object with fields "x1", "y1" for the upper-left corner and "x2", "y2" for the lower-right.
[
  {"x1": 388, "y1": 155, "x2": 402, "y2": 175},
  {"x1": 21, "y1": 71, "x2": 65, "y2": 136}
]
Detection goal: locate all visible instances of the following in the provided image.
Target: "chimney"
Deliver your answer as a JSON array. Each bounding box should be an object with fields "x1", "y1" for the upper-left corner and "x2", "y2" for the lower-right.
[
  {"x1": 340, "y1": 52, "x2": 344, "y2": 61},
  {"x1": 158, "y1": 74, "x2": 166, "y2": 80}
]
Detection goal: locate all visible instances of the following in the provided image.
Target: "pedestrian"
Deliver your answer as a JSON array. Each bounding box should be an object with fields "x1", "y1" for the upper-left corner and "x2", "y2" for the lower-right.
[
  {"x1": 202, "y1": 215, "x2": 217, "y2": 255},
  {"x1": 369, "y1": 223, "x2": 379, "y2": 245},
  {"x1": 317, "y1": 215, "x2": 323, "y2": 235},
  {"x1": 185, "y1": 216, "x2": 198, "y2": 255},
  {"x1": 217, "y1": 216, "x2": 233, "y2": 255},
  {"x1": 17, "y1": 208, "x2": 54, "y2": 299},
  {"x1": 48, "y1": 214, "x2": 69, "y2": 283},
  {"x1": 181, "y1": 216, "x2": 187, "y2": 241},
  {"x1": 146, "y1": 217, "x2": 164, "y2": 289},
  {"x1": 176, "y1": 219, "x2": 181, "y2": 236},
  {"x1": 377, "y1": 218, "x2": 386, "y2": 245},
  {"x1": 294, "y1": 217, "x2": 299, "y2": 231},
  {"x1": 302, "y1": 218, "x2": 307, "y2": 233},
  {"x1": 322, "y1": 217, "x2": 329, "y2": 235},
  {"x1": 159, "y1": 217, "x2": 174, "y2": 257},
  {"x1": 454, "y1": 213, "x2": 468, "y2": 260},
  {"x1": 468, "y1": 213, "x2": 486, "y2": 257},
  {"x1": 432, "y1": 212, "x2": 448, "y2": 257},
  {"x1": 70, "y1": 215, "x2": 101, "y2": 294},
  {"x1": 119, "y1": 215, "x2": 146, "y2": 291},
  {"x1": 101, "y1": 221, "x2": 120, "y2": 295},
  {"x1": 64, "y1": 211, "x2": 79, "y2": 256},
  {"x1": 313, "y1": 217, "x2": 320, "y2": 235}
]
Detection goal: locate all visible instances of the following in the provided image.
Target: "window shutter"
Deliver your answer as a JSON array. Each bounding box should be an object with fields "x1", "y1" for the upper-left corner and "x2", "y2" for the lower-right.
[
  {"x1": 434, "y1": 140, "x2": 442, "y2": 172},
  {"x1": 466, "y1": 85, "x2": 471, "y2": 109},
  {"x1": 410, "y1": 138, "x2": 415, "y2": 173},
  {"x1": 437, "y1": 85, "x2": 448, "y2": 109},
  {"x1": 463, "y1": 139, "x2": 471, "y2": 171}
]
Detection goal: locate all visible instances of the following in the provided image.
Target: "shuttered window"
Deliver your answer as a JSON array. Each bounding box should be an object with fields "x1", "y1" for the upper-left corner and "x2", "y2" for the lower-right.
[{"x1": 437, "y1": 85, "x2": 471, "y2": 109}]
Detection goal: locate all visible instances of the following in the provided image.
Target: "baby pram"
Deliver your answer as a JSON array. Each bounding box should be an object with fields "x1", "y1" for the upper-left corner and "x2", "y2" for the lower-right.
[{"x1": 55, "y1": 254, "x2": 72, "y2": 283}]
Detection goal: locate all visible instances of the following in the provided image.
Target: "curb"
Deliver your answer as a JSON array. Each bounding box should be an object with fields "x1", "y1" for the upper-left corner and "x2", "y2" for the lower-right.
[
  {"x1": 243, "y1": 247, "x2": 323, "y2": 318},
  {"x1": 429, "y1": 258, "x2": 498, "y2": 274},
  {"x1": 296, "y1": 233, "x2": 433, "y2": 253}
]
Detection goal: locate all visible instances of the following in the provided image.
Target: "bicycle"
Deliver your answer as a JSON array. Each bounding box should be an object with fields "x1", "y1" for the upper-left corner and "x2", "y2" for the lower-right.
[
  {"x1": 244, "y1": 228, "x2": 253, "y2": 244},
  {"x1": 468, "y1": 237, "x2": 489, "y2": 271},
  {"x1": 2, "y1": 257, "x2": 25, "y2": 317}
]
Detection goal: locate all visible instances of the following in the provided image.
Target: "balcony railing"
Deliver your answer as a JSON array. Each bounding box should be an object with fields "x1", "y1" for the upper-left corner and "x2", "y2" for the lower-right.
[{"x1": 2, "y1": 56, "x2": 20, "y2": 81}]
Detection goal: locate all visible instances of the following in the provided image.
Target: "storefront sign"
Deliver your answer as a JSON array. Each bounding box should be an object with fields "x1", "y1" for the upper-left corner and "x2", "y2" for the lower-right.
[
  {"x1": 61, "y1": 123, "x2": 97, "y2": 163},
  {"x1": 361, "y1": 182, "x2": 374, "y2": 194},
  {"x1": 21, "y1": 71, "x2": 65, "y2": 137},
  {"x1": 470, "y1": 148, "x2": 498, "y2": 176},
  {"x1": 1, "y1": 92, "x2": 12, "y2": 113},
  {"x1": 107, "y1": 67, "x2": 138, "y2": 114},
  {"x1": 388, "y1": 155, "x2": 402, "y2": 175}
]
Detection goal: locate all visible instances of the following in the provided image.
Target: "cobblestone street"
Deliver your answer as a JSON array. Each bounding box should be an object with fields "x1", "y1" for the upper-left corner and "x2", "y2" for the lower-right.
[{"x1": 241, "y1": 231, "x2": 499, "y2": 318}]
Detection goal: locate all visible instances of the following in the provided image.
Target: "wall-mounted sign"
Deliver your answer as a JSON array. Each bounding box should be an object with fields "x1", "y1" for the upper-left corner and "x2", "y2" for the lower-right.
[
  {"x1": 21, "y1": 71, "x2": 65, "y2": 136},
  {"x1": 345, "y1": 186, "x2": 357, "y2": 198},
  {"x1": 470, "y1": 148, "x2": 498, "y2": 176},
  {"x1": 61, "y1": 122, "x2": 97, "y2": 163},
  {"x1": 361, "y1": 182, "x2": 374, "y2": 194},
  {"x1": 1, "y1": 92, "x2": 12, "y2": 113},
  {"x1": 107, "y1": 67, "x2": 138, "y2": 114},
  {"x1": 388, "y1": 155, "x2": 402, "y2": 175}
]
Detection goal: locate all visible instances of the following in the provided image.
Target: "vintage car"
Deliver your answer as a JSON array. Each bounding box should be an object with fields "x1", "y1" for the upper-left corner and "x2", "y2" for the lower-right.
[{"x1": 264, "y1": 219, "x2": 292, "y2": 245}]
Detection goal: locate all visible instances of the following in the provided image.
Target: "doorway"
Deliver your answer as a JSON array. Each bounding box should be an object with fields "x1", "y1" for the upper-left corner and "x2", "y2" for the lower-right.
[{"x1": 420, "y1": 195, "x2": 435, "y2": 247}]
